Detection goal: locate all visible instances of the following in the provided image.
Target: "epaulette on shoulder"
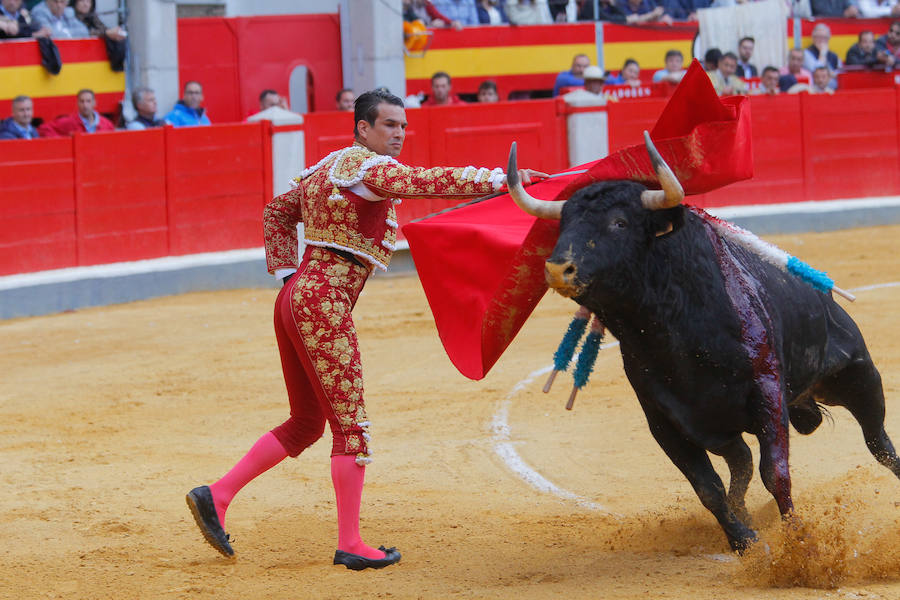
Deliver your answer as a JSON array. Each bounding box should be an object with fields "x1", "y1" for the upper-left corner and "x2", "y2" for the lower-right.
[{"x1": 329, "y1": 146, "x2": 399, "y2": 188}]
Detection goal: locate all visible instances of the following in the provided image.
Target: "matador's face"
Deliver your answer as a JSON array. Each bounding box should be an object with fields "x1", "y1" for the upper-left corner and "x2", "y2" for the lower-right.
[{"x1": 359, "y1": 103, "x2": 407, "y2": 157}]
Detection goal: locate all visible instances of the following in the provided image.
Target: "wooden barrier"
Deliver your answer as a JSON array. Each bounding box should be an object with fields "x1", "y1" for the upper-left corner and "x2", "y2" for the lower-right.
[
  {"x1": 2, "y1": 90, "x2": 900, "y2": 278},
  {"x1": 74, "y1": 128, "x2": 168, "y2": 265},
  {"x1": 0, "y1": 137, "x2": 76, "y2": 274},
  {"x1": 0, "y1": 122, "x2": 269, "y2": 276},
  {"x1": 604, "y1": 90, "x2": 900, "y2": 208},
  {"x1": 177, "y1": 14, "x2": 343, "y2": 122},
  {"x1": 165, "y1": 123, "x2": 269, "y2": 255}
]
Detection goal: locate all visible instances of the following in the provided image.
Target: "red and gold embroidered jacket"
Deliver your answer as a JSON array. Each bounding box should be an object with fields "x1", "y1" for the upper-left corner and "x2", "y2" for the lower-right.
[{"x1": 264, "y1": 143, "x2": 506, "y2": 272}]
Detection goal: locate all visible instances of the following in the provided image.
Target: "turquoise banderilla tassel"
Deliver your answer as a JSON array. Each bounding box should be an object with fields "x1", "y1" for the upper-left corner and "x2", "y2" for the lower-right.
[
  {"x1": 543, "y1": 306, "x2": 590, "y2": 393},
  {"x1": 566, "y1": 319, "x2": 605, "y2": 411}
]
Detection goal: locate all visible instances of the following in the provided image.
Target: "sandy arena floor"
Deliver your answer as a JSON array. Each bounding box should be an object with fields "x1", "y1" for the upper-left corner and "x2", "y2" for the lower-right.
[{"x1": 2, "y1": 224, "x2": 900, "y2": 600}]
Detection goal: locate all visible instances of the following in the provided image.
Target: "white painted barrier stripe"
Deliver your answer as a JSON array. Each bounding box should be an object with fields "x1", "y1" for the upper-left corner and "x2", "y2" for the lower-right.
[
  {"x1": 707, "y1": 196, "x2": 900, "y2": 219},
  {"x1": 0, "y1": 240, "x2": 411, "y2": 291}
]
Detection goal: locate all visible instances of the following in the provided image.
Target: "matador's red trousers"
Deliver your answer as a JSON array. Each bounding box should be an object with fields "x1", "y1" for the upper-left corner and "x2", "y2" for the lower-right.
[{"x1": 271, "y1": 246, "x2": 372, "y2": 462}]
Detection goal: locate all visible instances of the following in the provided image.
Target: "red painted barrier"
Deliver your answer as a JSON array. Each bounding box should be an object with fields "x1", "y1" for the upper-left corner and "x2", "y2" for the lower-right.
[
  {"x1": 573, "y1": 91, "x2": 898, "y2": 209},
  {"x1": 0, "y1": 137, "x2": 76, "y2": 274},
  {"x1": 177, "y1": 14, "x2": 343, "y2": 123},
  {"x1": 3, "y1": 90, "x2": 900, "y2": 278},
  {"x1": 800, "y1": 88, "x2": 900, "y2": 202},
  {"x1": 702, "y1": 94, "x2": 805, "y2": 207},
  {"x1": 606, "y1": 98, "x2": 665, "y2": 153},
  {"x1": 165, "y1": 123, "x2": 269, "y2": 255},
  {"x1": 0, "y1": 122, "x2": 269, "y2": 276},
  {"x1": 837, "y1": 69, "x2": 900, "y2": 90},
  {"x1": 74, "y1": 129, "x2": 168, "y2": 266}
]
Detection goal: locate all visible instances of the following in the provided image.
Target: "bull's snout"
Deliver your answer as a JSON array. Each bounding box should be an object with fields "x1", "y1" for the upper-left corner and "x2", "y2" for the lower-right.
[{"x1": 545, "y1": 260, "x2": 581, "y2": 298}]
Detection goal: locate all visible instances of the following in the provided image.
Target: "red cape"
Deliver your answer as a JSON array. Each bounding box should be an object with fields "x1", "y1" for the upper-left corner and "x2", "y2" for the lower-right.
[{"x1": 402, "y1": 61, "x2": 753, "y2": 380}]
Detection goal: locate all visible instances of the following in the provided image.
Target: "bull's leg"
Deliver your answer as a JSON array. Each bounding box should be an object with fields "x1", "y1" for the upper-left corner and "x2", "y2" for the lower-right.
[
  {"x1": 710, "y1": 437, "x2": 753, "y2": 525},
  {"x1": 753, "y1": 409, "x2": 794, "y2": 517},
  {"x1": 822, "y1": 359, "x2": 900, "y2": 479},
  {"x1": 643, "y1": 408, "x2": 757, "y2": 552}
]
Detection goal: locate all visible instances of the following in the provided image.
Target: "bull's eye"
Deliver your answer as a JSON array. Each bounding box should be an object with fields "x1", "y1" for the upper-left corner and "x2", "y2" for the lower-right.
[{"x1": 612, "y1": 218, "x2": 627, "y2": 229}]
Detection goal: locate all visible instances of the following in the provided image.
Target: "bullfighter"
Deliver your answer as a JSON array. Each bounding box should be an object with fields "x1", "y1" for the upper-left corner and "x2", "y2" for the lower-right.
[{"x1": 186, "y1": 88, "x2": 545, "y2": 569}]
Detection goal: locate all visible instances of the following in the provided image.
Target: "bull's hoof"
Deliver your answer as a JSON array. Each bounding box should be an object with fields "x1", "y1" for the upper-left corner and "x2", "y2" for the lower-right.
[
  {"x1": 789, "y1": 398, "x2": 823, "y2": 435},
  {"x1": 727, "y1": 529, "x2": 758, "y2": 555}
]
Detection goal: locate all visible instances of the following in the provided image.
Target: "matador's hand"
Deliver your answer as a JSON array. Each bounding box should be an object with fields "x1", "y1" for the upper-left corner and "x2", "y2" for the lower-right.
[{"x1": 517, "y1": 169, "x2": 549, "y2": 186}]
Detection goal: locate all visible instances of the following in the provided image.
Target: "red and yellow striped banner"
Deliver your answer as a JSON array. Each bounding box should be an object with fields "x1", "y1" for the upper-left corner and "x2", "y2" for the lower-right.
[{"x1": 0, "y1": 38, "x2": 124, "y2": 118}]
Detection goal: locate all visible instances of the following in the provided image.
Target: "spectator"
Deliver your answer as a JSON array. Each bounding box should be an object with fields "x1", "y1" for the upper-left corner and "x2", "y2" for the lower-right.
[
  {"x1": 70, "y1": 0, "x2": 125, "y2": 70},
  {"x1": 846, "y1": 31, "x2": 880, "y2": 67},
  {"x1": 548, "y1": 0, "x2": 570, "y2": 20},
  {"x1": 0, "y1": 0, "x2": 48, "y2": 38},
  {"x1": 810, "y1": 65, "x2": 835, "y2": 94},
  {"x1": 859, "y1": 0, "x2": 900, "y2": 17},
  {"x1": 663, "y1": 0, "x2": 710, "y2": 21},
  {"x1": 258, "y1": 89, "x2": 288, "y2": 111},
  {"x1": 0, "y1": 95, "x2": 39, "y2": 140},
  {"x1": 810, "y1": 0, "x2": 859, "y2": 16},
  {"x1": 778, "y1": 48, "x2": 812, "y2": 92},
  {"x1": 562, "y1": 64, "x2": 612, "y2": 101},
  {"x1": 336, "y1": 88, "x2": 355, "y2": 111},
  {"x1": 803, "y1": 23, "x2": 840, "y2": 89},
  {"x1": 618, "y1": 0, "x2": 666, "y2": 22},
  {"x1": 125, "y1": 86, "x2": 163, "y2": 130},
  {"x1": 70, "y1": 0, "x2": 124, "y2": 39},
  {"x1": 477, "y1": 79, "x2": 500, "y2": 102},
  {"x1": 710, "y1": 52, "x2": 748, "y2": 96},
  {"x1": 31, "y1": 0, "x2": 89, "y2": 38},
  {"x1": 735, "y1": 36, "x2": 758, "y2": 78},
  {"x1": 403, "y1": 0, "x2": 462, "y2": 28},
  {"x1": 587, "y1": 0, "x2": 630, "y2": 20},
  {"x1": 477, "y1": 0, "x2": 509, "y2": 22},
  {"x1": 421, "y1": 71, "x2": 467, "y2": 105},
  {"x1": 875, "y1": 21, "x2": 900, "y2": 67},
  {"x1": 38, "y1": 88, "x2": 114, "y2": 137},
  {"x1": 787, "y1": 65, "x2": 835, "y2": 94},
  {"x1": 751, "y1": 66, "x2": 781, "y2": 95},
  {"x1": 553, "y1": 53, "x2": 590, "y2": 96},
  {"x1": 507, "y1": 0, "x2": 553, "y2": 23},
  {"x1": 165, "y1": 81, "x2": 211, "y2": 127},
  {"x1": 652, "y1": 49, "x2": 687, "y2": 84},
  {"x1": 429, "y1": 0, "x2": 480, "y2": 24},
  {"x1": 803, "y1": 23, "x2": 840, "y2": 72},
  {"x1": 704, "y1": 48, "x2": 722, "y2": 72},
  {"x1": 607, "y1": 58, "x2": 641, "y2": 87}
]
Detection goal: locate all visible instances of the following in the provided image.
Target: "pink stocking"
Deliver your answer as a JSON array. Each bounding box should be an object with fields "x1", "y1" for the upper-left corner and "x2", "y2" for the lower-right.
[
  {"x1": 209, "y1": 432, "x2": 288, "y2": 528},
  {"x1": 331, "y1": 455, "x2": 385, "y2": 559}
]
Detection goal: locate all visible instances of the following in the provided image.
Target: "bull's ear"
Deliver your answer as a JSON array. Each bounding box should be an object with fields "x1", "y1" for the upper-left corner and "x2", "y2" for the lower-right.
[{"x1": 647, "y1": 206, "x2": 684, "y2": 239}]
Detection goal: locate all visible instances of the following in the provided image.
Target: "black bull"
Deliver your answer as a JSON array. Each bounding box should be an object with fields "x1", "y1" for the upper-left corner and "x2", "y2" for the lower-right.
[{"x1": 508, "y1": 142, "x2": 900, "y2": 552}]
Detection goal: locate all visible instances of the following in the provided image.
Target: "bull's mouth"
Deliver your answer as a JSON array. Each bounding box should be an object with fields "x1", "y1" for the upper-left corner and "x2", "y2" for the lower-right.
[{"x1": 549, "y1": 283, "x2": 585, "y2": 299}]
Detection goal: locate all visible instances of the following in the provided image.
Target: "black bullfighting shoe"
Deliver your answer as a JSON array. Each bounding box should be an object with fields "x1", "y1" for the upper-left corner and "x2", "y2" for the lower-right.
[
  {"x1": 333, "y1": 546, "x2": 401, "y2": 570},
  {"x1": 186, "y1": 485, "x2": 235, "y2": 558}
]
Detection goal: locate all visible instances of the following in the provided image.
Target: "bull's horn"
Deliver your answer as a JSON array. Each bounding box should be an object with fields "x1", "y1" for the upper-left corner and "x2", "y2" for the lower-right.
[
  {"x1": 507, "y1": 142, "x2": 563, "y2": 220},
  {"x1": 640, "y1": 131, "x2": 684, "y2": 210}
]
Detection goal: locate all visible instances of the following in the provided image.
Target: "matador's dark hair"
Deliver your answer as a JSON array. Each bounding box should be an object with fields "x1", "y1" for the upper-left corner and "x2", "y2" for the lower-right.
[{"x1": 353, "y1": 88, "x2": 404, "y2": 137}]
